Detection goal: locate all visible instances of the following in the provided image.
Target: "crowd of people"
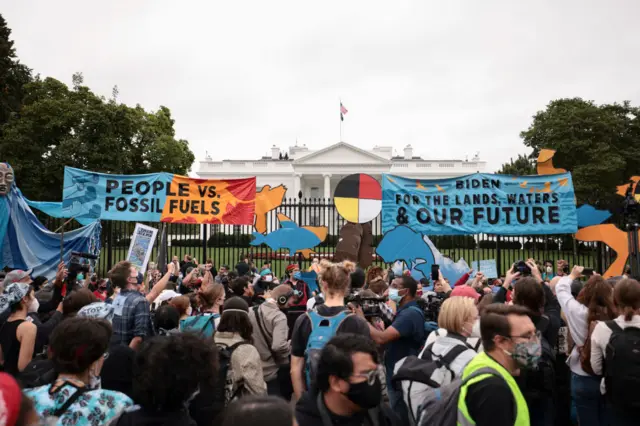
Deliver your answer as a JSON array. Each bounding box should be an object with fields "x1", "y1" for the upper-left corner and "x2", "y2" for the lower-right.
[{"x1": 0, "y1": 253, "x2": 639, "y2": 426}]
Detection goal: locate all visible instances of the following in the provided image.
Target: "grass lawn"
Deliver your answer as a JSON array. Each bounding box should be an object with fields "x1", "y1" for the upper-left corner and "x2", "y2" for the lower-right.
[{"x1": 96, "y1": 244, "x2": 606, "y2": 279}]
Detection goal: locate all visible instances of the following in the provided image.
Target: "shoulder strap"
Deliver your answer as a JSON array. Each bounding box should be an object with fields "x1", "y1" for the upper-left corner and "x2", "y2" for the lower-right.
[
  {"x1": 52, "y1": 385, "x2": 88, "y2": 418},
  {"x1": 462, "y1": 367, "x2": 501, "y2": 387},
  {"x1": 440, "y1": 344, "x2": 471, "y2": 367},
  {"x1": 253, "y1": 305, "x2": 276, "y2": 358},
  {"x1": 606, "y1": 320, "x2": 623, "y2": 334},
  {"x1": 228, "y1": 341, "x2": 250, "y2": 352},
  {"x1": 420, "y1": 343, "x2": 435, "y2": 360},
  {"x1": 201, "y1": 315, "x2": 216, "y2": 333}
]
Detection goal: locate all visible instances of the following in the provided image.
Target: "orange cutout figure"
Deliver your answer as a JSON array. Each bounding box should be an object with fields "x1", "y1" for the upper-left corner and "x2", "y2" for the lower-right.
[
  {"x1": 537, "y1": 149, "x2": 567, "y2": 175},
  {"x1": 253, "y1": 185, "x2": 287, "y2": 234}
]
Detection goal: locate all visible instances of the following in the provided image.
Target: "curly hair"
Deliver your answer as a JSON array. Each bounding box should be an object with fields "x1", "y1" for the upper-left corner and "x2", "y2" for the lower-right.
[
  {"x1": 50, "y1": 317, "x2": 112, "y2": 374},
  {"x1": 319, "y1": 260, "x2": 353, "y2": 296},
  {"x1": 132, "y1": 333, "x2": 218, "y2": 412},
  {"x1": 366, "y1": 266, "x2": 384, "y2": 284},
  {"x1": 577, "y1": 275, "x2": 617, "y2": 323},
  {"x1": 217, "y1": 297, "x2": 252, "y2": 342}
]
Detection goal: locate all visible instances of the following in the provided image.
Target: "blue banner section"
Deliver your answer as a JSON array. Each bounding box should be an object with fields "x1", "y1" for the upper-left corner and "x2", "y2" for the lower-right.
[
  {"x1": 63, "y1": 167, "x2": 171, "y2": 223},
  {"x1": 382, "y1": 173, "x2": 578, "y2": 235}
]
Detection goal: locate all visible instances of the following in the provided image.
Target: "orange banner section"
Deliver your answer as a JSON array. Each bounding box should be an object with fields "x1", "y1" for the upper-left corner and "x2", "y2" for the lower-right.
[{"x1": 160, "y1": 175, "x2": 256, "y2": 224}]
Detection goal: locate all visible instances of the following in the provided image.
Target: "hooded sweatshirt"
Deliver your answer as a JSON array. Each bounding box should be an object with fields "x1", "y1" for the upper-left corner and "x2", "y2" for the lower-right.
[
  {"x1": 248, "y1": 300, "x2": 290, "y2": 381},
  {"x1": 213, "y1": 331, "x2": 267, "y2": 396}
]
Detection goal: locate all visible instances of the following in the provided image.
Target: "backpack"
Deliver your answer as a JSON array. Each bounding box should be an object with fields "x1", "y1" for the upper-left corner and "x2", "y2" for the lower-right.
[
  {"x1": 20, "y1": 356, "x2": 57, "y2": 389},
  {"x1": 517, "y1": 316, "x2": 556, "y2": 401},
  {"x1": 604, "y1": 321, "x2": 640, "y2": 412},
  {"x1": 392, "y1": 338, "x2": 474, "y2": 425},
  {"x1": 579, "y1": 320, "x2": 598, "y2": 375},
  {"x1": 417, "y1": 367, "x2": 500, "y2": 426},
  {"x1": 211, "y1": 341, "x2": 250, "y2": 420},
  {"x1": 42, "y1": 383, "x2": 88, "y2": 426},
  {"x1": 304, "y1": 310, "x2": 350, "y2": 389},
  {"x1": 180, "y1": 313, "x2": 219, "y2": 337}
]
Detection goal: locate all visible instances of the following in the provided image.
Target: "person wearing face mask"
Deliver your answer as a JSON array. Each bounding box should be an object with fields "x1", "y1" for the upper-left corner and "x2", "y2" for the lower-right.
[
  {"x1": 542, "y1": 260, "x2": 555, "y2": 282},
  {"x1": 295, "y1": 333, "x2": 398, "y2": 426},
  {"x1": 394, "y1": 296, "x2": 479, "y2": 424},
  {"x1": 249, "y1": 284, "x2": 293, "y2": 397},
  {"x1": 511, "y1": 263, "x2": 561, "y2": 426},
  {"x1": 0, "y1": 283, "x2": 38, "y2": 376},
  {"x1": 25, "y1": 317, "x2": 133, "y2": 425},
  {"x1": 355, "y1": 275, "x2": 424, "y2": 424},
  {"x1": 458, "y1": 303, "x2": 539, "y2": 426}
]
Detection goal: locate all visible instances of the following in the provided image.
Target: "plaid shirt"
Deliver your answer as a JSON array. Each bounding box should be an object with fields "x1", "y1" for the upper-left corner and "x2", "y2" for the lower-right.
[{"x1": 111, "y1": 290, "x2": 152, "y2": 346}]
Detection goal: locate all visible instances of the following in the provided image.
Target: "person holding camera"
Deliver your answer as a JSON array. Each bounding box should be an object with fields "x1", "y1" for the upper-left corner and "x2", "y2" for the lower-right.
[{"x1": 355, "y1": 275, "x2": 424, "y2": 424}]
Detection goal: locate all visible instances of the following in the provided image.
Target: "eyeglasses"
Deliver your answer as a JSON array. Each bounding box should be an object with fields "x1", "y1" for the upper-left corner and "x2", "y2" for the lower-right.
[
  {"x1": 509, "y1": 330, "x2": 541, "y2": 342},
  {"x1": 103, "y1": 352, "x2": 109, "y2": 360},
  {"x1": 351, "y1": 369, "x2": 378, "y2": 386}
]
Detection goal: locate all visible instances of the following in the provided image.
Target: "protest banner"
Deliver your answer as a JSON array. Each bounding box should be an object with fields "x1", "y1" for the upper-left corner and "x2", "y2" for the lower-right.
[
  {"x1": 127, "y1": 223, "x2": 158, "y2": 272},
  {"x1": 382, "y1": 172, "x2": 577, "y2": 235},
  {"x1": 62, "y1": 167, "x2": 256, "y2": 224},
  {"x1": 470, "y1": 259, "x2": 499, "y2": 279}
]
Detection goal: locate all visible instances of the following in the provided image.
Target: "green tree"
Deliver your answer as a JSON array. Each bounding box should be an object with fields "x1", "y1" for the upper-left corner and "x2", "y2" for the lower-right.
[
  {"x1": 0, "y1": 76, "x2": 194, "y2": 200},
  {"x1": 496, "y1": 154, "x2": 536, "y2": 175},
  {"x1": 520, "y1": 98, "x2": 640, "y2": 208},
  {"x1": 0, "y1": 14, "x2": 32, "y2": 131}
]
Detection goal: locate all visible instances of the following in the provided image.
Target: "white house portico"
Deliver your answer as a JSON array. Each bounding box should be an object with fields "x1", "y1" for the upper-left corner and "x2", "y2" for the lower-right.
[{"x1": 196, "y1": 142, "x2": 487, "y2": 200}]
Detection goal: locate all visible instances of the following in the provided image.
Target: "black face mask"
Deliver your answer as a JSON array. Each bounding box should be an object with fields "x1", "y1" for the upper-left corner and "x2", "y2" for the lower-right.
[{"x1": 344, "y1": 375, "x2": 382, "y2": 409}]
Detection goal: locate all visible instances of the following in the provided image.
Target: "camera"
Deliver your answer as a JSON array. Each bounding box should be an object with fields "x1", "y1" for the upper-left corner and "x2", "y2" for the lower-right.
[
  {"x1": 513, "y1": 260, "x2": 531, "y2": 276},
  {"x1": 417, "y1": 292, "x2": 443, "y2": 322},
  {"x1": 345, "y1": 294, "x2": 387, "y2": 317},
  {"x1": 67, "y1": 251, "x2": 98, "y2": 287}
]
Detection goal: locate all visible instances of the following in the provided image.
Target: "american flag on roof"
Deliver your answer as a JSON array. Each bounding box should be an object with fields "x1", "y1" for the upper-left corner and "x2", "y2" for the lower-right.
[{"x1": 340, "y1": 102, "x2": 348, "y2": 121}]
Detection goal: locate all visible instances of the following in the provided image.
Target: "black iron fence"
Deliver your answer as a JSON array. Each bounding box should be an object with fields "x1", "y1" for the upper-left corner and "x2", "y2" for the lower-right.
[{"x1": 42, "y1": 198, "x2": 616, "y2": 278}]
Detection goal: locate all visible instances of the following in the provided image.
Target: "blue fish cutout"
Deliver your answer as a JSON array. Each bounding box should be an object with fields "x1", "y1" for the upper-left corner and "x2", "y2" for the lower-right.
[
  {"x1": 250, "y1": 213, "x2": 327, "y2": 258},
  {"x1": 577, "y1": 204, "x2": 612, "y2": 228},
  {"x1": 376, "y1": 225, "x2": 435, "y2": 269},
  {"x1": 378, "y1": 225, "x2": 471, "y2": 284}
]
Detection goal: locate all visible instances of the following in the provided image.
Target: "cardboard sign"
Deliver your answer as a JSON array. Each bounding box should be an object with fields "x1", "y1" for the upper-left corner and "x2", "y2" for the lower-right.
[{"x1": 127, "y1": 223, "x2": 158, "y2": 272}]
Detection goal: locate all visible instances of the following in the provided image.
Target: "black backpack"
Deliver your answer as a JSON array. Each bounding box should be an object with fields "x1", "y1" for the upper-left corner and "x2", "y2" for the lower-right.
[
  {"x1": 210, "y1": 341, "x2": 249, "y2": 421},
  {"x1": 517, "y1": 316, "x2": 556, "y2": 401},
  {"x1": 20, "y1": 356, "x2": 57, "y2": 389},
  {"x1": 604, "y1": 321, "x2": 640, "y2": 412}
]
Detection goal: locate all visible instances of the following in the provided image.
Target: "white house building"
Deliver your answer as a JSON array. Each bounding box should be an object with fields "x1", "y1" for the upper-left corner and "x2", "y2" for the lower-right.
[{"x1": 196, "y1": 141, "x2": 487, "y2": 200}]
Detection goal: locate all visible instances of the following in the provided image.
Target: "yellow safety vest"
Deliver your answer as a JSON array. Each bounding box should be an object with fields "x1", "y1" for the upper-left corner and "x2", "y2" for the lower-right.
[{"x1": 457, "y1": 352, "x2": 530, "y2": 426}]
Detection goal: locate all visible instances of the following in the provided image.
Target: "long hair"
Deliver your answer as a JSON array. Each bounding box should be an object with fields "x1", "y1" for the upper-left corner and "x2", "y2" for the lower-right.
[
  {"x1": 198, "y1": 283, "x2": 225, "y2": 310},
  {"x1": 577, "y1": 275, "x2": 617, "y2": 323},
  {"x1": 614, "y1": 278, "x2": 640, "y2": 321}
]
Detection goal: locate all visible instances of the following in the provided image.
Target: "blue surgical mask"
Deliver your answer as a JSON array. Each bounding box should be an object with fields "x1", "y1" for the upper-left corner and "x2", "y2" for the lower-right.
[
  {"x1": 77, "y1": 274, "x2": 84, "y2": 281},
  {"x1": 389, "y1": 288, "x2": 403, "y2": 303}
]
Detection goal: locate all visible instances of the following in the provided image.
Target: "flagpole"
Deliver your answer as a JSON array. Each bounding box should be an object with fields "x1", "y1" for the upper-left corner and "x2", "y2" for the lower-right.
[{"x1": 339, "y1": 98, "x2": 342, "y2": 142}]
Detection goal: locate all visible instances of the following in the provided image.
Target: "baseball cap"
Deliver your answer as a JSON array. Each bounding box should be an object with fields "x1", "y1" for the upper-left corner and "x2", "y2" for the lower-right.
[
  {"x1": 260, "y1": 268, "x2": 273, "y2": 277},
  {"x1": 450, "y1": 285, "x2": 481, "y2": 302},
  {"x1": 1, "y1": 269, "x2": 33, "y2": 288}
]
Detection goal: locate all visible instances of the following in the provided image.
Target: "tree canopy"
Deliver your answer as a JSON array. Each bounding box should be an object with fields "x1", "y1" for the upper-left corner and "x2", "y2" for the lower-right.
[
  {"x1": 0, "y1": 14, "x2": 194, "y2": 201},
  {"x1": 520, "y1": 98, "x2": 640, "y2": 209},
  {"x1": 0, "y1": 14, "x2": 31, "y2": 132},
  {"x1": 496, "y1": 154, "x2": 536, "y2": 176}
]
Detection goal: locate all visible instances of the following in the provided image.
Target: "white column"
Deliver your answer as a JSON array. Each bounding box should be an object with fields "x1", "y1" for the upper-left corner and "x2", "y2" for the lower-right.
[
  {"x1": 323, "y1": 174, "x2": 332, "y2": 200},
  {"x1": 323, "y1": 174, "x2": 331, "y2": 228},
  {"x1": 293, "y1": 174, "x2": 301, "y2": 199}
]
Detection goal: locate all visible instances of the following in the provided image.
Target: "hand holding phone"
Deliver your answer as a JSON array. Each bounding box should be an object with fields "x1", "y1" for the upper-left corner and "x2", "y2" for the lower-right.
[{"x1": 431, "y1": 264, "x2": 440, "y2": 282}]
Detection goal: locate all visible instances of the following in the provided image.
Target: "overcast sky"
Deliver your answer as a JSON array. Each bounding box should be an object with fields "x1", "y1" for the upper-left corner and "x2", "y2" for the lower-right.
[{"x1": 4, "y1": 0, "x2": 640, "y2": 173}]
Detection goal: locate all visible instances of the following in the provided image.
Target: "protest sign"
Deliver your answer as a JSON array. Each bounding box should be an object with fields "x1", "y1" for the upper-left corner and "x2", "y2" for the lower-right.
[
  {"x1": 382, "y1": 173, "x2": 577, "y2": 235},
  {"x1": 127, "y1": 223, "x2": 158, "y2": 272},
  {"x1": 470, "y1": 259, "x2": 499, "y2": 279},
  {"x1": 62, "y1": 167, "x2": 256, "y2": 224}
]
